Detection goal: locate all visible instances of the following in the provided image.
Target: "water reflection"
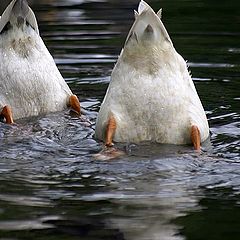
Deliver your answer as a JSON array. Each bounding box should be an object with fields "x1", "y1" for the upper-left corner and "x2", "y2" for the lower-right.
[
  {"x1": 0, "y1": 0, "x2": 240, "y2": 239},
  {"x1": 176, "y1": 187, "x2": 240, "y2": 240}
]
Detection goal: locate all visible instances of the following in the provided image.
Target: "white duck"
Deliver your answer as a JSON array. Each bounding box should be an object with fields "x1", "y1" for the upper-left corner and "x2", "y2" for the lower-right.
[
  {"x1": 0, "y1": 0, "x2": 80, "y2": 124},
  {"x1": 95, "y1": 0, "x2": 209, "y2": 151}
]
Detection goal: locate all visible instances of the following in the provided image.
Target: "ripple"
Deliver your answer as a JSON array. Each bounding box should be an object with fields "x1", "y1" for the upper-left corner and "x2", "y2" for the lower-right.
[
  {"x1": 189, "y1": 62, "x2": 236, "y2": 68},
  {"x1": 55, "y1": 56, "x2": 116, "y2": 65},
  {"x1": 228, "y1": 48, "x2": 240, "y2": 53},
  {"x1": 0, "y1": 216, "x2": 61, "y2": 231},
  {"x1": 0, "y1": 0, "x2": 239, "y2": 239},
  {"x1": 0, "y1": 194, "x2": 52, "y2": 207}
]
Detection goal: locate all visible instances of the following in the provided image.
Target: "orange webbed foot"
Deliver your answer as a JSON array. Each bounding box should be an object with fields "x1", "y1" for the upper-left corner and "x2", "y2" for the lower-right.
[
  {"x1": 0, "y1": 106, "x2": 14, "y2": 124},
  {"x1": 191, "y1": 125, "x2": 201, "y2": 151},
  {"x1": 68, "y1": 95, "x2": 81, "y2": 115},
  {"x1": 105, "y1": 115, "x2": 117, "y2": 147},
  {"x1": 94, "y1": 115, "x2": 124, "y2": 160}
]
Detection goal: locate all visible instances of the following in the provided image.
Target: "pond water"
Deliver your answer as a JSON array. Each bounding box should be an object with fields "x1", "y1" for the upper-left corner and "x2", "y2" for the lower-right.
[{"x1": 0, "y1": 0, "x2": 240, "y2": 239}]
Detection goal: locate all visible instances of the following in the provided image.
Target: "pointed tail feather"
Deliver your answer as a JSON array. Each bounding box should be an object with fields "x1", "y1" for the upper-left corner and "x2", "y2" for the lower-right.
[
  {"x1": 125, "y1": 1, "x2": 171, "y2": 47},
  {"x1": 138, "y1": 0, "x2": 153, "y2": 14},
  {"x1": 0, "y1": 0, "x2": 39, "y2": 34},
  {"x1": 0, "y1": 0, "x2": 17, "y2": 33},
  {"x1": 25, "y1": 7, "x2": 39, "y2": 34}
]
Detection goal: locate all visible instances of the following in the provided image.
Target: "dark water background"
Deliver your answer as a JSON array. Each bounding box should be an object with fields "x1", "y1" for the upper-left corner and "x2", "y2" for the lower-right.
[{"x1": 0, "y1": 0, "x2": 240, "y2": 239}]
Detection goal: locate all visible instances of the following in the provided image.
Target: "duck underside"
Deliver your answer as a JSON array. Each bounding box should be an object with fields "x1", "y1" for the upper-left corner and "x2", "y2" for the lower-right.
[
  {"x1": 0, "y1": 0, "x2": 81, "y2": 121},
  {"x1": 97, "y1": 100, "x2": 193, "y2": 145},
  {"x1": 96, "y1": 57, "x2": 209, "y2": 146},
  {"x1": 95, "y1": 0, "x2": 209, "y2": 149},
  {"x1": 0, "y1": 29, "x2": 72, "y2": 120},
  {"x1": 96, "y1": 101, "x2": 205, "y2": 146},
  {"x1": 0, "y1": 66, "x2": 70, "y2": 120}
]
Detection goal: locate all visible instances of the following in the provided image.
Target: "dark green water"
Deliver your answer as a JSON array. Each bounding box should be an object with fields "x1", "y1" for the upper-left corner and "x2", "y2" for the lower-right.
[{"x1": 0, "y1": 0, "x2": 239, "y2": 239}]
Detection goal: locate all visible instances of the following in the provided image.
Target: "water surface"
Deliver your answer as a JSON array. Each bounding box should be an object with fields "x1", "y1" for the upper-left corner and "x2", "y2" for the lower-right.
[{"x1": 0, "y1": 0, "x2": 239, "y2": 239}]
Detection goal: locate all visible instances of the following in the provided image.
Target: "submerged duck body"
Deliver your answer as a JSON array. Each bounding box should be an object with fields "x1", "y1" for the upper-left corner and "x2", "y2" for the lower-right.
[
  {"x1": 0, "y1": 0, "x2": 80, "y2": 122},
  {"x1": 95, "y1": 1, "x2": 209, "y2": 149}
]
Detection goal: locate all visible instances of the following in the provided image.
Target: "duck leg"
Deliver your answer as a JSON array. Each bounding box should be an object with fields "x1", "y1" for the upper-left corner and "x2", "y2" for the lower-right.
[
  {"x1": 0, "y1": 106, "x2": 14, "y2": 124},
  {"x1": 191, "y1": 125, "x2": 201, "y2": 151},
  {"x1": 68, "y1": 95, "x2": 81, "y2": 115},
  {"x1": 105, "y1": 115, "x2": 117, "y2": 147},
  {"x1": 94, "y1": 115, "x2": 124, "y2": 160}
]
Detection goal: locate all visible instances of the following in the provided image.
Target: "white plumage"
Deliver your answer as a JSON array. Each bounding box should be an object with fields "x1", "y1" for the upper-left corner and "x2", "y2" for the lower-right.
[
  {"x1": 0, "y1": 0, "x2": 73, "y2": 120},
  {"x1": 95, "y1": 1, "x2": 209, "y2": 145}
]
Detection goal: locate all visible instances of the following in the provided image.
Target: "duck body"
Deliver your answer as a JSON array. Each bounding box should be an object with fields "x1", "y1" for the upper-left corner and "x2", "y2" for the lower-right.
[
  {"x1": 95, "y1": 1, "x2": 209, "y2": 146},
  {"x1": 0, "y1": 0, "x2": 79, "y2": 121}
]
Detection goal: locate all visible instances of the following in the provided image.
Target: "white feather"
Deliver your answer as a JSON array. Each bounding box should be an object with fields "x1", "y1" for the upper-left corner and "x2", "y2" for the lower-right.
[
  {"x1": 0, "y1": 0, "x2": 39, "y2": 35},
  {"x1": 134, "y1": 10, "x2": 139, "y2": 19},
  {"x1": 138, "y1": 0, "x2": 152, "y2": 14},
  {"x1": 95, "y1": 1, "x2": 209, "y2": 145},
  {"x1": 0, "y1": 0, "x2": 17, "y2": 33},
  {"x1": 157, "y1": 8, "x2": 162, "y2": 19},
  {"x1": 125, "y1": 3, "x2": 172, "y2": 48},
  {"x1": 0, "y1": 0, "x2": 72, "y2": 120},
  {"x1": 26, "y1": 6, "x2": 39, "y2": 35}
]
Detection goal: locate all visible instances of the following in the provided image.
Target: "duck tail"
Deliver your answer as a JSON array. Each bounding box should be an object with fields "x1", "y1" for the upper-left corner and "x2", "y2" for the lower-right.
[
  {"x1": 0, "y1": 0, "x2": 39, "y2": 35},
  {"x1": 125, "y1": 0, "x2": 172, "y2": 47}
]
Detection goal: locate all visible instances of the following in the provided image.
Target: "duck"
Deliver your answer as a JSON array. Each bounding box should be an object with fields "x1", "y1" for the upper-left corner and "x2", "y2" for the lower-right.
[
  {"x1": 0, "y1": 0, "x2": 80, "y2": 124},
  {"x1": 95, "y1": 0, "x2": 209, "y2": 151}
]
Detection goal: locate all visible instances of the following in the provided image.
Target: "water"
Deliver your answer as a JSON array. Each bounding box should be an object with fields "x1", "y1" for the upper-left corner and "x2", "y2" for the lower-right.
[{"x1": 0, "y1": 0, "x2": 240, "y2": 239}]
